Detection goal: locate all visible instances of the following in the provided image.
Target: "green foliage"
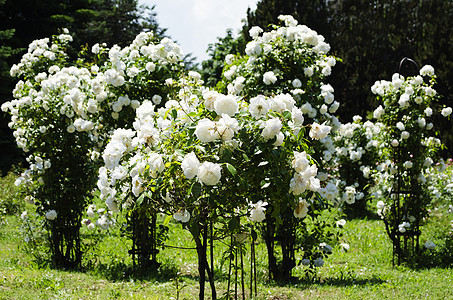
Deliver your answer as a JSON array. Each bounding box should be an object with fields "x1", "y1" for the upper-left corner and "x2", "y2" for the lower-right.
[
  {"x1": 0, "y1": 168, "x2": 24, "y2": 215},
  {"x1": 200, "y1": 29, "x2": 246, "y2": 87}
]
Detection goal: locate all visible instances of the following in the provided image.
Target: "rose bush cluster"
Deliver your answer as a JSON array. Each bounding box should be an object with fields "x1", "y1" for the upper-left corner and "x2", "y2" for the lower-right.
[
  {"x1": 7, "y1": 12, "x2": 452, "y2": 292},
  {"x1": 329, "y1": 116, "x2": 383, "y2": 214},
  {"x1": 1, "y1": 29, "x2": 185, "y2": 267},
  {"x1": 370, "y1": 65, "x2": 451, "y2": 263}
]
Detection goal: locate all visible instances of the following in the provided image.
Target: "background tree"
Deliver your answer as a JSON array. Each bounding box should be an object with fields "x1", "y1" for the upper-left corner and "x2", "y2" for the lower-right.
[
  {"x1": 200, "y1": 29, "x2": 246, "y2": 87},
  {"x1": 242, "y1": 0, "x2": 330, "y2": 39}
]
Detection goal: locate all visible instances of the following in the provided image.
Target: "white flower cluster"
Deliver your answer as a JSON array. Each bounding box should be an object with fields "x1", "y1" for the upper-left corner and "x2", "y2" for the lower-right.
[
  {"x1": 181, "y1": 152, "x2": 222, "y2": 186},
  {"x1": 82, "y1": 204, "x2": 115, "y2": 230},
  {"x1": 97, "y1": 69, "x2": 337, "y2": 226},
  {"x1": 289, "y1": 151, "x2": 320, "y2": 195},
  {"x1": 222, "y1": 15, "x2": 340, "y2": 129},
  {"x1": 331, "y1": 117, "x2": 383, "y2": 206},
  {"x1": 9, "y1": 32, "x2": 71, "y2": 78}
]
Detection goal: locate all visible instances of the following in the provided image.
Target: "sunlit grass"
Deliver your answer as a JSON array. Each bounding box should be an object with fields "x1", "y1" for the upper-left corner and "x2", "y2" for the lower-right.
[{"x1": 1, "y1": 169, "x2": 453, "y2": 299}]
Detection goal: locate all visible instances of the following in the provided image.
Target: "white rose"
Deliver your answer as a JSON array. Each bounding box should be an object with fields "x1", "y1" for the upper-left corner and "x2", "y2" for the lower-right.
[
  {"x1": 203, "y1": 90, "x2": 219, "y2": 111},
  {"x1": 217, "y1": 114, "x2": 239, "y2": 141},
  {"x1": 147, "y1": 153, "x2": 165, "y2": 177},
  {"x1": 174, "y1": 209, "x2": 191, "y2": 223},
  {"x1": 373, "y1": 105, "x2": 385, "y2": 119},
  {"x1": 261, "y1": 118, "x2": 282, "y2": 140},
  {"x1": 131, "y1": 175, "x2": 144, "y2": 197},
  {"x1": 294, "y1": 199, "x2": 309, "y2": 218},
  {"x1": 181, "y1": 152, "x2": 200, "y2": 179},
  {"x1": 249, "y1": 200, "x2": 267, "y2": 222},
  {"x1": 292, "y1": 78, "x2": 302, "y2": 88},
  {"x1": 304, "y1": 67, "x2": 314, "y2": 77},
  {"x1": 263, "y1": 71, "x2": 277, "y2": 85},
  {"x1": 309, "y1": 122, "x2": 331, "y2": 140},
  {"x1": 441, "y1": 107, "x2": 452, "y2": 117},
  {"x1": 249, "y1": 95, "x2": 270, "y2": 118},
  {"x1": 214, "y1": 94, "x2": 238, "y2": 116},
  {"x1": 391, "y1": 139, "x2": 399, "y2": 147},
  {"x1": 195, "y1": 118, "x2": 218, "y2": 143},
  {"x1": 403, "y1": 161, "x2": 413, "y2": 169},
  {"x1": 420, "y1": 65, "x2": 434, "y2": 76},
  {"x1": 197, "y1": 162, "x2": 222, "y2": 186},
  {"x1": 45, "y1": 210, "x2": 57, "y2": 220},
  {"x1": 292, "y1": 151, "x2": 310, "y2": 173},
  {"x1": 145, "y1": 62, "x2": 156, "y2": 72},
  {"x1": 291, "y1": 107, "x2": 304, "y2": 125}
]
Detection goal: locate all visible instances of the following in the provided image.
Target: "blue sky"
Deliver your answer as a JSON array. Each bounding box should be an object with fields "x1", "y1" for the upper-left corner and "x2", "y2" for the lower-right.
[{"x1": 140, "y1": 0, "x2": 258, "y2": 63}]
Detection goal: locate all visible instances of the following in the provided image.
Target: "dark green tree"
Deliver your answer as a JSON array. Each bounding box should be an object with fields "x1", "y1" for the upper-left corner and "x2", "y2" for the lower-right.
[
  {"x1": 327, "y1": 0, "x2": 453, "y2": 155},
  {"x1": 200, "y1": 29, "x2": 246, "y2": 87},
  {"x1": 242, "y1": 0, "x2": 330, "y2": 40},
  {"x1": 0, "y1": 25, "x2": 23, "y2": 173}
]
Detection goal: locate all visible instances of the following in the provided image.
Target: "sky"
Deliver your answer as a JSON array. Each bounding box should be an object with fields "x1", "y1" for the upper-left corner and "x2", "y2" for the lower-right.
[{"x1": 140, "y1": 0, "x2": 258, "y2": 63}]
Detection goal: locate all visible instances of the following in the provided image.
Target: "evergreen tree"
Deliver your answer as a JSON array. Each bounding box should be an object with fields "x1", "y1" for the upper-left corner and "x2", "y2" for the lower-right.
[
  {"x1": 242, "y1": 0, "x2": 330, "y2": 40},
  {"x1": 0, "y1": 24, "x2": 23, "y2": 173},
  {"x1": 200, "y1": 29, "x2": 246, "y2": 87}
]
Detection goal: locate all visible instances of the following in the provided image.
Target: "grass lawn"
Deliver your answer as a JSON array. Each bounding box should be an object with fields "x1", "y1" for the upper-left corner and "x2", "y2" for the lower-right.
[{"x1": 1, "y1": 212, "x2": 453, "y2": 300}]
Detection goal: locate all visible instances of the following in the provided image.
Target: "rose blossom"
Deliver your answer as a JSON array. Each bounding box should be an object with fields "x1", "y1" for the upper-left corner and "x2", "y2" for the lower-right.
[
  {"x1": 309, "y1": 122, "x2": 331, "y2": 140},
  {"x1": 197, "y1": 162, "x2": 222, "y2": 186},
  {"x1": 181, "y1": 152, "x2": 200, "y2": 179}
]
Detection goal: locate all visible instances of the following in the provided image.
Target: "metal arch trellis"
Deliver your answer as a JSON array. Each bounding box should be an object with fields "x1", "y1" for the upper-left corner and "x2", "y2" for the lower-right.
[
  {"x1": 128, "y1": 208, "x2": 160, "y2": 271},
  {"x1": 387, "y1": 145, "x2": 421, "y2": 266},
  {"x1": 387, "y1": 57, "x2": 422, "y2": 266}
]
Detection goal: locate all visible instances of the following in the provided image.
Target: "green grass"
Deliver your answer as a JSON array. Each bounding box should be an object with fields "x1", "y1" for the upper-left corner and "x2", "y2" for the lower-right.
[
  {"x1": 1, "y1": 214, "x2": 453, "y2": 300},
  {"x1": 1, "y1": 167, "x2": 453, "y2": 300}
]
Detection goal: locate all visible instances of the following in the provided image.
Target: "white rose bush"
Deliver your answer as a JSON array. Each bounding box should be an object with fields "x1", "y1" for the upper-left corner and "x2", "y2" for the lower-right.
[
  {"x1": 2, "y1": 29, "x2": 185, "y2": 269},
  {"x1": 90, "y1": 31, "x2": 184, "y2": 270},
  {"x1": 371, "y1": 65, "x2": 450, "y2": 264},
  {"x1": 97, "y1": 66, "x2": 342, "y2": 296},
  {"x1": 332, "y1": 117, "x2": 383, "y2": 215},
  {"x1": 218, "y1": 15, "x2": 343, "y2": 281},
  {"x1": 1, "y1": 31, "x2": 107, "y2": 268}
]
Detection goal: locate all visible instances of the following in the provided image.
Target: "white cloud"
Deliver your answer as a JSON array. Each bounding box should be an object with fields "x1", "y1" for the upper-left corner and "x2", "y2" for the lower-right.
[{"x1": 141, "y1": 0, "x2": 258, "y2": 63}]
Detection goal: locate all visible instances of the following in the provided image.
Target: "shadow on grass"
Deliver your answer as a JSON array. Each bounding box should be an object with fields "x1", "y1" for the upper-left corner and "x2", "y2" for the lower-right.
[
  {"x1": 267, "y1": 273, "x2": 386, "y2": 288},
  {"x1": 89, "y1": 259, "x2": 180, "y2": 282}
]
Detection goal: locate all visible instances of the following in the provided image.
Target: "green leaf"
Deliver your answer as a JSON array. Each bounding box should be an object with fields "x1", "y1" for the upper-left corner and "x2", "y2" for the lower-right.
[
  {"x1": 171, "y1": 108, "x2": 178, "y2": 120},
  {"x1": 228, "y1": 218, "x2": 240, "y2": 231},
  {"x1": 226, "y1": 163, "x2": 237, "y2": 177},
  {"x1": 242, "y1": 153, "x2": 250, "y2": 162},
  {"x1": 136, "y1": 193, "x2": 145, "y2": 207},
  {"x1": 283, "y1": 110, "x2": 291, "y2": 120},
  {"x1": 190, "y1": 222, "x2": 200, "y2": 237},
  {"x1": 163, "y1": 214, "x2": 172, "y2": 226},
  {"x1": 195, "y1": 145, "x2": 206, "y2": 154},
  {"x1": 191, "y1": 182, "x2": 202, "y2": 199}
]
